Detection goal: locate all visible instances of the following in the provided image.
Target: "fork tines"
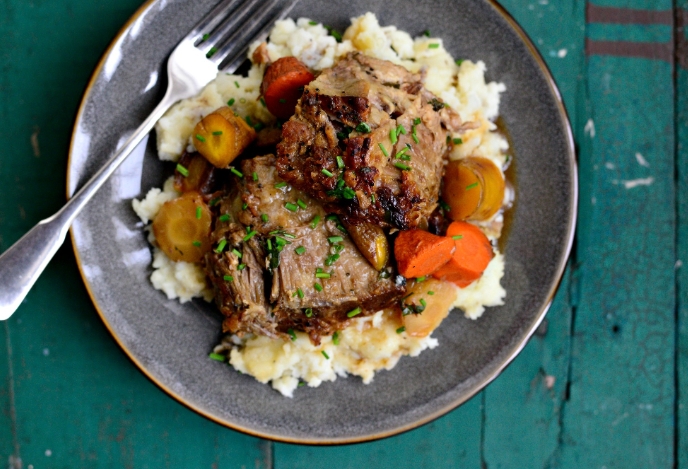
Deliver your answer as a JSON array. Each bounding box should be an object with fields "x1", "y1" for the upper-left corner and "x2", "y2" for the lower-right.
[{"x1": 191, "y1": 0, "x2": 299, "y2": 72}]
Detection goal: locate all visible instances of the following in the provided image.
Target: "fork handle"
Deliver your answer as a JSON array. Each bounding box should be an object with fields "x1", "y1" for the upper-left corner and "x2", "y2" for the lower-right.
[{"x1": 0, "y1": 91, "x2": 177, "y2": 320}]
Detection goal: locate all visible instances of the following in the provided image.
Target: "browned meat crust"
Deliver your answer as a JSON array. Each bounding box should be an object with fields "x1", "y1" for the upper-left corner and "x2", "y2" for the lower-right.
[
  {"x1": 276, "y1": 52, "x2": 466, "y2": 230},
  {"x1": 205, "y1": 155, "x2": 405, "y2": 344}
]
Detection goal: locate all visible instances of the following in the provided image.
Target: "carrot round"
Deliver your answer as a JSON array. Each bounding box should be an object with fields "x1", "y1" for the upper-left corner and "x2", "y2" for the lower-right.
[
  {"x1": 432, "y1": 221, "x2": 493, "y2": 287},
  {"x1": 394, "y1": 229, "x2": 455, "y2": 278},
  {"x1": 261, "y1": 57, "x2": 314, "y2": 119}
]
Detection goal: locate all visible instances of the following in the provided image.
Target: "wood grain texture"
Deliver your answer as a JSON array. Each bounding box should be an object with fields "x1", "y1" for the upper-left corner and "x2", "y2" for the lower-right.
[
  {"x1": 676, "y1": 3, "x2": 688, "y2": 467},
  {"x1": 0, "y1": 1, "x2": 269, "y2": 467},
  {"x1": 557, "y1": 0, "x2": 676, "y2": 466}
]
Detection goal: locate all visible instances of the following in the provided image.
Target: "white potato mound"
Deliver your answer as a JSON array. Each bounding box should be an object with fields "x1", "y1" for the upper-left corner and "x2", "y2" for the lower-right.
[{"x1": 135, "y1": 13, "x2": 508, "y2": 397}]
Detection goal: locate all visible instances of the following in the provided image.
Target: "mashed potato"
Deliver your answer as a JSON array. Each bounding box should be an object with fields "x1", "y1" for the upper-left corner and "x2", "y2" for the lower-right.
[{"x1": 134, "y1": 13, "x2": 507, "y2": 397}]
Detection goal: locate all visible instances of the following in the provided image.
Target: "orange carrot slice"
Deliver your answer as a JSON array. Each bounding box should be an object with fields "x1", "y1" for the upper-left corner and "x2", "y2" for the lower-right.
[
  {"x1": 432, "y1": 221, "x2": 493, "y2": 287},
  {"x1": 394, "y1": 229, "x2": 455, "y2": 278},
  {"x1": 261, "y1": 57, "x2": 314, "y2": 119}
]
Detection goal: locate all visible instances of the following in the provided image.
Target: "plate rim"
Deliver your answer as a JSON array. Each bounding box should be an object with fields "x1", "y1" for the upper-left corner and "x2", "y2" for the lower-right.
[{"x1": 66, "y1": 0, "x2": 578, "y2": 445}]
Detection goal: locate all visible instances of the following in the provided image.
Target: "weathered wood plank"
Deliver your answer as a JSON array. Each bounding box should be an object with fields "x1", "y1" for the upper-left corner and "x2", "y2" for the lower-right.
[
  {"x1": 556, "y1": 1, "x2": 676, "y2": 466},
  {"x1": 675, "y1": 3, "x2": 688, "y2": 468},
  {"x1": 0, "y1": 1, "x2": 270, "y2": 467},
  {"x1": 479, "y1": 0, "x2": 582, "y2": 466},
  {"x1": 274, "y1": 397, "x2": 482, "y2": 469}
]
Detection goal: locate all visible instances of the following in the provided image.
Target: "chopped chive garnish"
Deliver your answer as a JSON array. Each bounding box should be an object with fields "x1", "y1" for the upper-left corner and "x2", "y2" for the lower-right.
[
  {"x1": 275, "y1": 236, "x2": 290, "y2": 246},
  {"x1": 428, "y1": 291, "x2": 435, "y2": 295},
  {"x1": 243, "y1": 230, "x2": 257, "y2": 241},
  {"x1": 347, "y1": 307, "x2": 362, "y2": 318},
  {"x1": 274, "y1": 181, "x2": 288, "y2": 188},
  {"x1": 321, "y1": 168, "x2": 334, "y2": 177},
  {"x1": 192, "y1": 240, "x2": 201, "y2": 247},
  {"x1": 413, "y1": 117, "x2": 422, "y2": 125},
  {"x1": 261, "y1": 213, "x2": 269, "y2": 223},
  {"x1": 453, "y1": 138, "x2": 463, "y2": 144},
  {"x1": 420, "y1": 298, "x2": 427, "y2": 308},
  {"x1": 231, "y1": 248, "x2": 242, "y2": 258},
  {"x1": 390, "y1": 128, "x2": 398, "y2": 144},
  {"x1": 209, "y1": 352, "x2": 224, "y2": 361},
  {"x1": 282, "y1": 232, "x2": 296, "y2": 239},
  {"x1": 297, "y1": 199, "x2": 307, "y2": 209},
  {"x1": 209, "y1": 198, "x2": 220, "y2": 206},
  {"x1": 439, "y1": 200, "x2": 451, "y2": 212},
  {"x1": 214, "y1": 239, "x2": 227, "y2": 253},
  {"x1": 314, "y1": 282, "x2": 323, "y2": 292},
  {"x1": 295, "y1": 246, "x2": 306, "y2": 255},
  {"x1": 378, "y1": 143, "x2": 389, "y2": 157},
  {"x1": 298, "y1": 381, "x2": 305, "y2": 387},
  {"x1": 396, "y1": 124, "x2": 407, "y2": 136},
  {"x1": 234, "y1": 81, "x2": 240, "y2": 88},
  {"x1": 252, "y1": 171, "x2": 258, "y2": 181},
  {"x1": 396, "y1": 326, "x2": 406, "y2": 334},
  {"x1": 279, "y1": 98, "x2": 286, "y2": 104},
  {"x1": 416, "y1": 276, "x2": 426, "y2": 282},
  {"x1": 325, "y1": 254, "x2": 340, "y2": 266},
  {"x1": 394, "y1": 162, "x2": 411, "y2": 171},
  {"x1": 452, "y1": 234, "x2": 464, "y2": 240},
  {"x1": 355, "y1": 122, "x2": 371, "y2": 133},
  {"x1": 371, "y1": 193, "x2": 376, "y2": 203},
  {"x1": 328, "y1": 236, "x2": 343, "y2": 244},
  {"x1": 316, "y1": 272, "x2": 331, "y2": 279},
  {"x1": 176, "y1": 164, "x2": 189, "y2": 177},
  {"x1": 196, "y1": 206, "x2": 202, "y2": 219},
  {"x1": 229, "y1": 167, "x2": 243, "y2": 178},
  {"x1": 455, "y1": 59, "x2": 464, "y2": 66},
  {"x1": 466, "y1": 182, "x2": 479, "y2": 190},
  {"x1": 267, "y1": 238, "x2": 273, "y2": 250},
  {"x1": 201, "y1": 33, "x2": 209, "y2": 41},
  {"x1": 326, "y1": 214, "x2": 339, "y2": 222},
  {"x1": 310, "y1": 215, "x2": 321, "y2": 229},
  {"x1": 296, "y1": 288, "x2": 304, "y2": 299},
  {"x1": 288, "y1": 328, "x2": 297, "y2": 341},
  {"x1": 212, "y1": 130, "x2": 223, "y2": 136},
  {"x1": 333, "y1": 331, "x2": 340, "y2": 345},
  {"x1": 336, "y1": 155, "x2": 345, "y2": 169},
  {"x1": 206, "y1": 47, "x2": 217, "y2": 58},
  {"x1": 246, "y1": 225, "x2": 251, "y2": 233},
  {"x1": 227, "y1": 98, "x2": 235, "y2": 106},
  {"x1": 260, "y1": 97, "x2": 266, "y2": 107},
  {"x1": 244, "y1": 116, "x2": 253, "y2": 126},
  {"x1": 195, "y1": 134, "x2": 206, "y2": 143},
  {"x1": 428, "y1": 43, "x2": 439, "y2": 49},
  {"x1": 423, "y1": 30, "x2": 430, "y2": 37},
  {"x1": 321, "y1": 351, "x2": 330, "y2": 359},
  {"x1": 305, "y1": 308, "x2": 313, "y2": 317},
  {"x1": 309, "y1": 20, "x2": 318, "y2": 25},
  {"x1": 237, "y1": 263, "x2": 246, "y2": 270},
  {"x1": 223, "y1": 275, "x2": 234, "y2": 282},
  {"x1": 412, "y1": 125, "x2": 420, "y2": 144},
  {"x1": 242, "y1": 202, "x2": 248, "y2": 210},
  {"x1": 285, "y1": 202, "x2": 299, "y2": 212}
]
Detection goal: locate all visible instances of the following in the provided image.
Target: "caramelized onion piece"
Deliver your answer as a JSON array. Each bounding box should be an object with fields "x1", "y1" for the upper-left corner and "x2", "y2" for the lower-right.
[
  {"x1": 442, "y1": 157, "x2": 505, "y2": 221},
  {"x1": 345, "y1": 222, "x2": 389, "y2": 271},
  {"x1": 402, "y1": 279, "x2": 458, "y2": 338},
  {"x1": 193, "y1": 106, "x2": 256, "y2": 168},
  {"x1": 152, "y1": 191, "x2": 212, "y2": 263},
  {"x1": 174, "y1": 152, "x2": 216, "y2": 194}
]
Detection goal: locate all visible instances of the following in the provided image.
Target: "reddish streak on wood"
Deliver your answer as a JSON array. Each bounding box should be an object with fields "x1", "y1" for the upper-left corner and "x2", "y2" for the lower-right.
[
  {"x1": 586, "y1": 39, "x2": 674, "y2": 63},
  {"x1": 678, "y1": 9, "x2": 688, "y2": 69},
  {"x1": 586, "y1": 4, "x2": 673, "y2": 25}
]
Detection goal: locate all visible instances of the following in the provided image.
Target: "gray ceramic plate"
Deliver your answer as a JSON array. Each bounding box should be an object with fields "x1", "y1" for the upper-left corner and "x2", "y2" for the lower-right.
[{"x1": 67, "y1": 0, "x2": 576, "y2": 443}]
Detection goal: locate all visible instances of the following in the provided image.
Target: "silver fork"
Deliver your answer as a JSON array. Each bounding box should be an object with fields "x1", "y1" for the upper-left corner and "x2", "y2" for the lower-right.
[{"x1": 0, "y1": 0, "x2": 300, "y2": 320}]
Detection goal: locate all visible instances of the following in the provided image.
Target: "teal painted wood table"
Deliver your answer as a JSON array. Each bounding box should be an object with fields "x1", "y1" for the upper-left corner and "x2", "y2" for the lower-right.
[{"x1": 0, "y1": 0, "x2": 685, "y2": 467}]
